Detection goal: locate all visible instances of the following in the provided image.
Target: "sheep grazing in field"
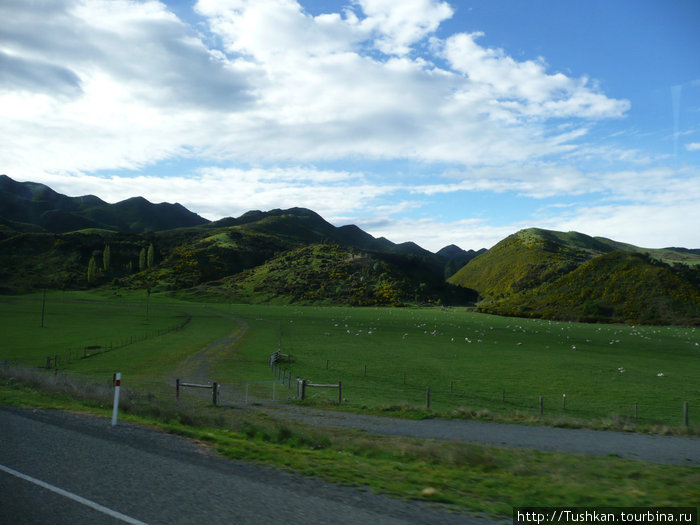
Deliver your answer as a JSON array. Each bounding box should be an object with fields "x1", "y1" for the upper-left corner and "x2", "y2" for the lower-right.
[{"x1": 657, "y1": 372, "x2": 665, "y2": 377}]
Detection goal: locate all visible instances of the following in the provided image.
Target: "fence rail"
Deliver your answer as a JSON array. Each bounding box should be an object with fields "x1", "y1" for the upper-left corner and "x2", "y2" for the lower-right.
[
  {"x1": 176, "y1": 378, "x2": 219, "y2": 405},
  {"x1": 297, "y1": 379, "x2": 343, "y2": 404},
  {"x1": 174, "y1": 378, "x2": 295, "y2": 405}
]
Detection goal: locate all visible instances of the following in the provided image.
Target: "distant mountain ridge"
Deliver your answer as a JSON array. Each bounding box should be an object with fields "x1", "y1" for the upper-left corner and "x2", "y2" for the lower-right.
[
  {"x1": 0, "y1": 175, "x2": 475, "y2": 305},
  {"x1": 0, "y1": 174, "x2": 209, "y2": 234},
  {"x1": 437, "y1": 244, "x2": 487, "y2": 278}
]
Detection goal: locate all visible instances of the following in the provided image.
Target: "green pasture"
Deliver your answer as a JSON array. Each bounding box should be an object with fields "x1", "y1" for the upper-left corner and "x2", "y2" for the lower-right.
[
  {"x1": 1, "y1": 292, "x2": 698, "y2": 428},
  {"x1": 227, "y1": 304, "x2": 700, "y2": 427},
  {"x1": 0, "y1": 291, "x2": 235, "y2": 384}
]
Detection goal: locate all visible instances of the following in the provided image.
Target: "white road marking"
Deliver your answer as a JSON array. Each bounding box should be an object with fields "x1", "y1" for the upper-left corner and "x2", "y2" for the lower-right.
[{"x1": 0, "y1": 463, "x2": 148, "y2": 525}]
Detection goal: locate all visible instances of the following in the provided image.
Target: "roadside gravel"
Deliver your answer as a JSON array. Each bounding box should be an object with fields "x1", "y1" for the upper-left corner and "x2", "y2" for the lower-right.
[{"x1": 253, "y1": 404, "x2": 700, "y2": 466}]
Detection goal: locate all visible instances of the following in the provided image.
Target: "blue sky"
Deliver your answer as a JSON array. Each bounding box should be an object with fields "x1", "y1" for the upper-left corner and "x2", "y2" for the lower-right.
[{"x1": 1, "y1": 0, "x2": 698, "y2": 251}]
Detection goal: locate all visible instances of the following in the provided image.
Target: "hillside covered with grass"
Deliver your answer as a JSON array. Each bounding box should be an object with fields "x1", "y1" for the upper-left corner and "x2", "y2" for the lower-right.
[
  {"x1": 449, "y1": 228, "x2": 700, "y2": 325},
  {"x1": 483, "y1": 251, "x2": 700, "y2": 324},
  {"x1": 186, "y1": 243, "x2": 477, "y2": 306},
  {"x1": 3, "y1": 177, "x2": 699, "y2": 324},
  {"x1": 0, "y1": 179, "x2": 474, "y2": 306}
]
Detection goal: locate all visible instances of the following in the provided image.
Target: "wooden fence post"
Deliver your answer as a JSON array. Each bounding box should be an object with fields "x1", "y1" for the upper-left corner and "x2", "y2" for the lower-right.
[
  {"x1": 426, "y1": 386, "x2": 431, "y2": 411},
  {"x1": 301, "y1": 379, "x2": 307, "y2": 401},
  {"x1": 212, "y1": 382, "x2": 218, "y2": 406},
  {"x1": 41, "y1": 289, "x2": 46, "y2": 328},
  {"x1": 539, "y1": 396, "x2": 543, "y2": 416},
  {"x1": 364, "y1": 364, "x2": 367, "y2": 377},
  {"x1": 562, "y1": 394, "x2": 566, "y2": 410},
  {"x1": 338, "y1": 381, "x2": 342, "y2": 405},
  {"x1": 176, "y1": 378, "x2": 180, "y2": 400},
  {"x1": 684, "y1": 402, "x2": 689, "y2": 427}
]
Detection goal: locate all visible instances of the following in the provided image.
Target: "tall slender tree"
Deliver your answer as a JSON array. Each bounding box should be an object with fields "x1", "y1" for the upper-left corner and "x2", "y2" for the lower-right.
[
  {"x1": 87, "y1": 256, "x2": 97, "y2": 283},
  {"x1": 103, "y1": 244, "x2": 111, "y2": 272},
  {"x1": 139, "y1": 247, "x2": 146, "y2": 272},
  {"x1": 147, "y1": 243, "x2": 155, "y2": 269}
]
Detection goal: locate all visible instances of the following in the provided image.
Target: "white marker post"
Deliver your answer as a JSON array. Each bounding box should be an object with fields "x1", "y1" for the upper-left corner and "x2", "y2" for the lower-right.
[{"x1": 112, "y1": 372, "x2": 121, "y2": 427}]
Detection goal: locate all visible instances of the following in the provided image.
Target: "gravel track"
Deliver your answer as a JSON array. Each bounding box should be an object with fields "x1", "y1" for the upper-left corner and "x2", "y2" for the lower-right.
[{"x1": 252, "y1": 404, "x2": 699, "y2": 466}]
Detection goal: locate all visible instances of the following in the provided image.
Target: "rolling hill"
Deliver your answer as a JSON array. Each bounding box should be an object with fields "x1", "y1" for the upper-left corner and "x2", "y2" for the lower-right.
[
  {"x1": 486, "y1": 251, "x2": 700, "y2": 324},
  {"x1": 2, "y1": 177, "x2": 699, "y2": 323},
  {"x1": 0, "y1": 177, "x2": 471, "y2": 304},
  {"x1": 448, "y1": 228, "x2": 700, "y2": 324},
  {"x1": 182, "y1": 243, "x2": 477, "y2": 306}
]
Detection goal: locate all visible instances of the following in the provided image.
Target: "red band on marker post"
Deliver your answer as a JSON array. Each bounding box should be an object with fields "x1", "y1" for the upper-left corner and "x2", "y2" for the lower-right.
[{"x1": 115, "y1": 379, "x2": 120, "y2": 387}]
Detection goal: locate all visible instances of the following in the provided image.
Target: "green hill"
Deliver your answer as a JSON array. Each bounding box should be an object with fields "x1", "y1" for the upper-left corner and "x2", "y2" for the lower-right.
[
  {"x1": 185, "y1": 243, "x2": 477, "y2": 306},
  {"x1": 3, "y1": 177, "x2": 699, "y2": 322},
  {"x1": 0, "y1": 189, "x2": 463, "y2": 303},
  {"x1": 448, "y1": 228, "x2": 700, "y2": 325},
  {"x1": 447, "y1": 228, "x2": 600, "y2": 299},
  {"x1": 482, "y1": 251, "x2": 700, "y2": 324}
]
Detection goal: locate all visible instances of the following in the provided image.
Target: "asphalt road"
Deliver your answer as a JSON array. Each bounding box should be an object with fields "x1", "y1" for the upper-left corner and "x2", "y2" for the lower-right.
[{"x1": 0, "y1": 406, "x2": 496, "y2": 525}]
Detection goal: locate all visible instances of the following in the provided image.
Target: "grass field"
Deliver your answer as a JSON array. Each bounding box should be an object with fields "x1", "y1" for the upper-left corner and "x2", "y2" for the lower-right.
[
  {"x1": 0, "y1": 291, "x2": 234, "y2": 383},
  {"x1": 1, "y1": 291, "x2": 698, "y2": 429},
  {"x1": 2, "y1": 291, "x2": 698, "y2": 518}
]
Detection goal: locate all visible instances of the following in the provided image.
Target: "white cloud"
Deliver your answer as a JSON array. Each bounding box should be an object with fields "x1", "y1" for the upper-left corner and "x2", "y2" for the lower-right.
[
  {"x1": 0, "y1": 0, "x2": 251, "y2": 175},
  {"x1": 442, "y1": 32, "x2": 630, "y2": 119},
  {"x1": 0, "y1": 0, "x2": 631, "y2": 179},
  {"x1": 546, "y1": 201, "x2": 700, "y2": 249},
  {"x1": 354, "y1": 0, "x2": 454, "y2": 55},
  {"x1": 411, "y1": 164, "x2": 593, "y2": 198},
  {"x1": 7, "y1": 1, "x2": 689, "y2": 252}
]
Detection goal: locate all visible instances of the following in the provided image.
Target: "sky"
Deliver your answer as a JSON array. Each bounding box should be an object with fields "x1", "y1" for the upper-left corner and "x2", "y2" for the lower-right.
[{"x1": 1, "y1": 0, "x2": 699, "y2": 252}]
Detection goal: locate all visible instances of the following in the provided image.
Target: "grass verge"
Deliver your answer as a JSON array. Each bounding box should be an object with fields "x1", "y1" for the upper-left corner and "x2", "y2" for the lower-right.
[
  {"x1": 294, "y1": 397, "x2": 699, "y2": 436},
  {"x1": 1, "y1": 367, "x2": 697, "y2": 520}
]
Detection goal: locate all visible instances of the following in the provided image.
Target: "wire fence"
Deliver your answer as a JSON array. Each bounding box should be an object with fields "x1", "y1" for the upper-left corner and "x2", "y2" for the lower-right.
[
  {"x1": 4, "y1": 315, "x2": 192, "y2": 371},
  {"x1": 3, "y1": 347, "x2": 694, "y2": 429}
]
